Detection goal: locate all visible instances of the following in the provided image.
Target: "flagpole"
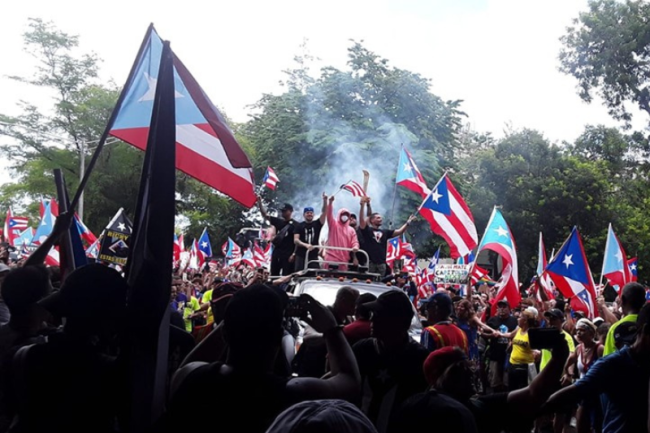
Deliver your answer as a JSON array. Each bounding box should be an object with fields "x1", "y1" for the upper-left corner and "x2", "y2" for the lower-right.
[
  {"x1": 331, "y1": 180, "x2": 351, "y2": 198},
  {"x1": 68, "y1": 24, "x2": 156, "y2": 215},
  {"x1": 599, "y1": 223, "x2": 612, "y2": 288}
]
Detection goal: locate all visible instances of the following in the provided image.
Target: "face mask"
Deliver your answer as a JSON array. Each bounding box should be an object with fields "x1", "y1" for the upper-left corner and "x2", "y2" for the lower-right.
[{"x1": 340, "y1": 215, "x2": 349, "y2": 223}]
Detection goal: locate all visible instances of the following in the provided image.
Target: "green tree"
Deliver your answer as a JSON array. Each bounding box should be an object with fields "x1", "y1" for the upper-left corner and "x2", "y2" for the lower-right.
[{"x1": 560, "y1": 0, "x2": 650, "y2": 126}]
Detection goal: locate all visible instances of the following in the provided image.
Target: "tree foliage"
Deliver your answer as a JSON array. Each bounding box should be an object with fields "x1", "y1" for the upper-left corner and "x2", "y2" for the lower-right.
[
  {"x1": 559, "y1": 0, "x2": 650, "y2": 126},
  {"x1": 2, "y1": 18, "x2": 650, "y2": 284}
]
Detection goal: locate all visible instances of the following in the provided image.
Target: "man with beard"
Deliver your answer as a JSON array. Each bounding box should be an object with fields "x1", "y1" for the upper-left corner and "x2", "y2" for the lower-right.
[
  {"x1": 294, "y1": 193, "x2": 328, "y2": 271},
  {"x1": 358, "y1": 197, "x2": 414, "y2": 276}
]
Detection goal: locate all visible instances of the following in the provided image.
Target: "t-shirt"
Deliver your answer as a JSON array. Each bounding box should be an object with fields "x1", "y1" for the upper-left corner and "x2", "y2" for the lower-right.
[
  {"x1": 353, "y1": 338, "x2": 429, "y2": 433},
  {"x1": 510, "y1": 328, "x2": 533, "y2": 365},
  {"x1": 574, "y1": 346, "x2": 649, "y2": 433},
  {"x1": 389, "y1": 390, "x2": 478, "y2": 433},
  {"x1": 182, "y1": 297, "x2": 201, "y2": 332},
  {"x1": 421, "y1": 323, "x2": 469, "y2": 354},
  {"x1": 343, "y1": 319, "x2": 372, "y2": 347},
  {"x1": 295, "y1": 219, "x2": 323, "y2": 260},
  {"x1": 604, "y1": 314, "x2": 638, "y2": 356},
  {"x1": 269, "y1": 217, "x2": 297, "y2": 255},
  {"x1": 486, "y1": 315, "x2": 518, "y2": 362},
  {"x1": 360, "y1": 226, "x2": 395, "y2": 265},
  {"x1": 202, "y1": 289, "x2": 214, "y2": 323},
  {"x1": 540, "y1": 329, "x2": 575, "y2": 370}
]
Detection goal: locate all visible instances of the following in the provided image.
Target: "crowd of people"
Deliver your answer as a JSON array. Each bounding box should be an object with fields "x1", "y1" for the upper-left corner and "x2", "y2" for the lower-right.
[{"x1": 0, "y1": 198, "x2": 648, "y2": 433}]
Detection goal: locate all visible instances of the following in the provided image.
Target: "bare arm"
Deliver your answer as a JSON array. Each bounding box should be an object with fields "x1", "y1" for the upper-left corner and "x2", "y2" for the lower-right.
[
  {"x1": 286, "y1": 295, "x2": 360, "y2": 401},
  {"x1": 25, "y1": 212, "x2": 73, "y2": 267},
  {"x1": 257, "y1": 195, "x2": 270, "y2": 220},
  {"x1": 359, "y1": 198, "x2": 368, "y2": 230},
  {"x1": 598, "y1": 297, "x2": 618, "y2": 324},
  {"x1": 392, "y1": 215, "x2": 415, "y2": 237}
]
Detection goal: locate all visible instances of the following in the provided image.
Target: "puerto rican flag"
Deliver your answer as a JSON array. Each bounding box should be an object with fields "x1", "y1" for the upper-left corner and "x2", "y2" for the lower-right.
[
  {"x1": 537, "y1": 232, "x2": 554, "y2": 299},
  {"x1": 396, "y1": 147, "x2": 428, "y2": 197},
  {"x1": 198, "y1": 228, "x2": 213, "y2": 259},
  {"x1": 86, "y1": 239, "x2": 100, "y2": 259},
  {"x1": 32, "y1": 201, "x2": 56, "y2": 246},
  {"x1": 470, "y1": 265, "x2": 490, "y2": 284},
  {"x1": 476, "y1": 207, "x2": 520, "y2": 309},
  {"x1": 628, "y1": 257, "x2": 638, "y2": 282},
  {"x1": 263, "y1": 167, "x2": 280, "y2": 190},
  {"x1": 386, "y1": 237, "x2": 402, "y2": 268},
  {"x1": 221, "y1": 237, "x2": 242, "y2": 260},
  {"x1": 600, "y1": 223, "x2": 631, "y2": 293},
  {"x1": 426, "y1": 247, "x2": 441, "y2": 282},
  {"x1": 4, "y1": 208, "x2": 29, "y2": 246},
  {"x1": 40, "y1": 199, "x2": 59, "y2": 218},
  {"x1": 189, "y1": 239, "x2": 204, "y2": 270},
  {"x1": 341, "y1": 180, "x2": 366, "y2": 198},
  {"x1": 107, "y1": 26, "x2": 256, "y2": 208},
  {"x1": 545, "y1": 227, "x2": 598, "y2": 318},
  {"x1": 173, "y1": 233, "x2": 182, "y2": 263},
  {"x1": 241, "y1": 248, "x2": 257, "y2": 268},
  {"x1": 74, "y1": 214, "x2": 97, "y2": 245},
  {"x1": 418, "y1": 174, "x2": 478, "y2": 259},
  {"x1": 253, "y1": 242, "x2": 266, "y2": 267}
]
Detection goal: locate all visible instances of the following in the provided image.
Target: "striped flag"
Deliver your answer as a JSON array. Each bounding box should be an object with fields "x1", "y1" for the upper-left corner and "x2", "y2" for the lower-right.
[
  {"x1": 263, "y1": 167, "x2": 280, "y2": 190},
  {"x1": 418, "y1": 174, "x2": 478, "y2": 259},
  {"x1": 341, "y1": 180, "x2": 366, "y2": 198},
  {"x1": 107, "y1": 26, "x2": 256, "y2": 208},
  {"x1": 470, "y1": 265, "x2": 490, "y2": 284}
]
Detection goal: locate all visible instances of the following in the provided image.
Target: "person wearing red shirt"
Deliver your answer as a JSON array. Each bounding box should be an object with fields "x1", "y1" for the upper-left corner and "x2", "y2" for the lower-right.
[
  {"x1": 421, "y1": 292, "x2": 468, "y2": 354},
  {"x1": 343, "y1": 293, "x2": 377, "y2": 346}
]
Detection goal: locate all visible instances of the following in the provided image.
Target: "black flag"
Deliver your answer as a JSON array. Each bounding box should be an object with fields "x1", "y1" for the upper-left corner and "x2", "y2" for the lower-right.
[
  {"x1": 123, "y1": 39, "x2": 176, "y2": 430},
  {"x1": 98, "y1": 208, "x2": 133, "y2": 266}
]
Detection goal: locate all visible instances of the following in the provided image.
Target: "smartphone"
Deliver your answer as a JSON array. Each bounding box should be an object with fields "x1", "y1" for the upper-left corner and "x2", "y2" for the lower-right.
[
  {"x1": 528, "y1": 328, "x2": 562, "y2": 350},
  {"x1": 285, "y1": 297, "x2": 308, "y2": 318}
]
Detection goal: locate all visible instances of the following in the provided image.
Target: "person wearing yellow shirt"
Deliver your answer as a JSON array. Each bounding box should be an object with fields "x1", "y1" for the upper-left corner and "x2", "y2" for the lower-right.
[
  {"x1": 498, "y1": 309, "x2": 538, "y2": 392},
  {"x1": 540, "y1": 308, "x2": 576, "y2": 370},
  {"x1": 603, "y1": 283, "x2": 646, "y2": 356}
]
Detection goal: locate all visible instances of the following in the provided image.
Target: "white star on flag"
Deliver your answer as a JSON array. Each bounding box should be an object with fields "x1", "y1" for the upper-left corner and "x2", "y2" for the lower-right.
[
  {"x1": 430, "y1": 189, "x2": 443, "y2": 203},
  {"x1": 494, "y1": 226, "x2": 508, "y2": 237},
  {"x1": 631, "y1": 264, "x2": 637, "y2": 271},
  {"x1": 138, "y1": 72, "x2": 184, "y2": 102},
  {"x1": 615, "y1": 250, "x2": 623, "y2": 262},
  {"x1": 117, "y1": 223, "x2": 126, "y2": 231},
  {"x1": 201, "y1": 242, "x2": 208, "y2": 248},
  {"x1": 403, "y1": 162, "x2": 412, "y2": 172},
  {"x1": 563, "y1": 254, "x2": 574, "y2": 269}
]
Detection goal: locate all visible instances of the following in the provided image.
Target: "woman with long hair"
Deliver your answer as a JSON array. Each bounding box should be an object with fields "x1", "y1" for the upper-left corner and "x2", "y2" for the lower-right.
[{"x1": 498, "y1": 309, "x2": 537, "y2": 391}]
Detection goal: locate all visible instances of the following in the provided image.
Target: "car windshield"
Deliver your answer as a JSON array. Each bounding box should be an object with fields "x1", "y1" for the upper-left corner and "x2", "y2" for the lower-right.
[{"x1": 299, "y1": 280, "x2": 422, "y2": 333}]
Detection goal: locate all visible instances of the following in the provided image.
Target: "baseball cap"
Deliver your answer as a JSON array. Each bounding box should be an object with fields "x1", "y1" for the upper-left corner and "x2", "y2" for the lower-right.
[
  {"x1": 266, "y1": 400, "x2": 377, "y2": 433},
  {"x1": 303, "y1": 206, "x2": 314, "y2": 213},
  {"x1": 350, "y1": 213, "x2": 357, "y2": 219},
  {"x1": 423, "y1": 346, "x2": 467, "y2": 386},
  {"x1": 281, "y1": 203, "x2": 294, "y2": 212},
  {"x1": 544, "y1": 308, "x2": 564, "y2": 320},
  {"x1": 593, "y1": 317, "x2": 605, "y2": 326},
  {"x1": 364, "y1": 290, "x2": 414, "y2": 322},
  {"x1": 496, "y1": 300, "x2": 509, "y2": 308},
  {"x1": 422, "y1": 292, "x2": 453, "y2": 314},
  {"x1": 39, "y1": 263, "x2": 128, "y2": 321}
]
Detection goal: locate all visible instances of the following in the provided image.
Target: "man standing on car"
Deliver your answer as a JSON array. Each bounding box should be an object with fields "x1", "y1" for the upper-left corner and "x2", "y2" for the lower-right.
[
  {"x1": 358, "y1": 197, "x2": 414, "y2": 276},
  {"x1": 294, "y1": 194, "x2": 328, "y2": 272},
  {"x1": 257, "y1": 197, "x2": 297, "y2": 276}
]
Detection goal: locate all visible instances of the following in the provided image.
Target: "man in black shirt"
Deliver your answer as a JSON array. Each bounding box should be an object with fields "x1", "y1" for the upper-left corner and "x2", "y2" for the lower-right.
[
  {"x1": 258, "y1": 197, "x2": 297, "y2": 276},
  {"x1": 358, "y1": 197, "x2": 414, "y2": 276},
  {"x1": 353, "y1": 290, "x2": 428, "y2": 433},
  {"x1": 293, "y1": 194, "x2": 327, "y2": 272},
  {"x1": 485, "y1": 300, "x2": 518, "y2": 392}
]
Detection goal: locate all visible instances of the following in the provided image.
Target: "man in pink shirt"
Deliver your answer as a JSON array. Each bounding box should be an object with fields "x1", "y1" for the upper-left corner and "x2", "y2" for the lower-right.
[{"x1": 324, "y1": 196, "x2": 359, "y2": 271}]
